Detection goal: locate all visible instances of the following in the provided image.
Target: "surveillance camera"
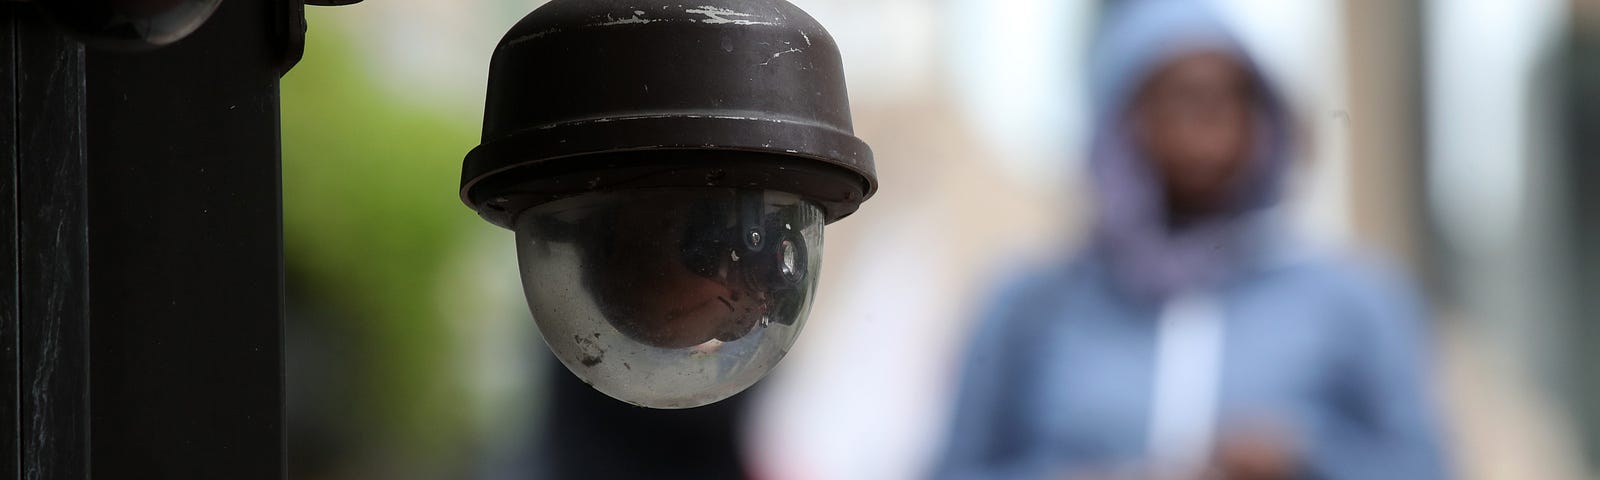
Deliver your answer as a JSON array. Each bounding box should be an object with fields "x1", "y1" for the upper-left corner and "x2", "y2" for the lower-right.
[
  {"x1": 460, "y1": 0, "x2": 876, "y2": 409},
  {"x1": 33, "y1": 0, "x2": 222, "y2": 50}
]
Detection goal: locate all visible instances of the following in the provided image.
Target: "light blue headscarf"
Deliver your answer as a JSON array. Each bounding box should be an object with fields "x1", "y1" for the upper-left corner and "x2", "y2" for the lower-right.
[{"x1": 1084, "y1": 0, "x2": 1294, "y2": 301}]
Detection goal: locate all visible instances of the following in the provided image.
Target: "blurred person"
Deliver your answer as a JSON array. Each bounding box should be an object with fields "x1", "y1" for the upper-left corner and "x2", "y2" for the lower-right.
[{"x1": 933, "y1": 1, "x2": 1449, "y2": 479}]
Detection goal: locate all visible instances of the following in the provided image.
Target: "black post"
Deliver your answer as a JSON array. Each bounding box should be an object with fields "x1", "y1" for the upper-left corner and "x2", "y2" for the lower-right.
[
  {"x1": 0, "y1": 14, "x2": 12, "y2": 477},
  {"x1": 3, "y1": 0, "x2": 289, "y2": 477},
  {"x1": 5, "y1": 7, "x2": 91, "y2": 479}
]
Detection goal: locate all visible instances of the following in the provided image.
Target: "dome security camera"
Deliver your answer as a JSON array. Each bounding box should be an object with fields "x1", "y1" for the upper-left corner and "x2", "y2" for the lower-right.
[
  {"x1": 29, "y1": 0, "x2": 364, "y2": 52},
  {"x1": 32, "y1": 0, "x2": 222, "y2": 49},
  {"x1": 460, "y1": 0, "x2": 877, "y2": 409}
]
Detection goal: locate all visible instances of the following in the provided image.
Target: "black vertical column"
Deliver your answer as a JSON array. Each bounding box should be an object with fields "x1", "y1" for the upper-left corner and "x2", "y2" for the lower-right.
[
  {"x1": 2, "y1": 0, "x2": 289, "y2": 478},
  {"x1": 82, "y1": 0, "x2": 285, "y2": 477},
  {"x1": 0, "y1": 8, "x2": 18, "y2": 479},
  {"x1": 9, "y1": 8, "x2": 92, "y2": 480}
]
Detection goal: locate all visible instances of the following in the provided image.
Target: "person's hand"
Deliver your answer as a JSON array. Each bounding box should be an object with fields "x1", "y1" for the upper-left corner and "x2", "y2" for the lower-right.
[
  {"x1": 1056, "y1": 467, "x2": 1142, "y2": 480},
  {"x1": 1211, "y1": 426, "x2": 1302, "y2": 480}
]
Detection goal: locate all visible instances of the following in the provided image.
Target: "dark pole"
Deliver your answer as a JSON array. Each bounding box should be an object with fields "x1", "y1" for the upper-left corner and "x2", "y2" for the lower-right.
[
  {"x1": 3, "y1": 8, "x2": 90, "y2": 478},
  {"x1": 3, "y1": 0, "x2": 307, "y2": 477}
]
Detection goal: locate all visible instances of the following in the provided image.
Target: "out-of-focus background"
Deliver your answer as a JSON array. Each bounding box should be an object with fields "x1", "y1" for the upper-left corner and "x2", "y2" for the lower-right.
[{"x1": 282, "y1": 0, "x2": 1600, "y2": 478}]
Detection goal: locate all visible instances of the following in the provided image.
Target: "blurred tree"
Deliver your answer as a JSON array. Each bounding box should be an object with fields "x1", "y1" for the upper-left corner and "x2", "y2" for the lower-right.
[
  {"x1": 281, "y1": 14, "x2": 482, "y2": 478},
  {"x1": 1562, "y1": 25, "x2": 1600, "y2": 469}
]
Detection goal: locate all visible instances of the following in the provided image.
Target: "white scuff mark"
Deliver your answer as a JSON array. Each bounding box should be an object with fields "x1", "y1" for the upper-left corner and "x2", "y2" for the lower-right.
[
  {"x1": 686, "y1": 6, "x2": 776, "y2": 25},
  {"x1": 760, "y1": 48, "x2": 803, "y2": 66},
  {"x1": 800, "y1": 30, "x2": 811, "y2": 46},
  {"x1": 507, "y1": 28, "x2": 562, "y2": 46},
  {"x1": 593, "y1": 10, "x2": 657, "y2": 26}
]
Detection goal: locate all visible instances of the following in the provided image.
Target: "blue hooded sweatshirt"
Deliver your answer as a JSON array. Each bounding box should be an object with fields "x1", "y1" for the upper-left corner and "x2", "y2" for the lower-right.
[{"x1": 932, "y1": 1, "x2": 1450, "y2": 479}]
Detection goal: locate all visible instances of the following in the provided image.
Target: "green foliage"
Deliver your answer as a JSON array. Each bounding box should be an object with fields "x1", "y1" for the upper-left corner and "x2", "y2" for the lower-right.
[{"x1": 281, "y1": 17, "x2": 481, "y2": 467}]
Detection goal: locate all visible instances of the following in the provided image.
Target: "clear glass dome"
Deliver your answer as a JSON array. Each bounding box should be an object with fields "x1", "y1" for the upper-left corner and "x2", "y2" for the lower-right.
[{"x1": 514, "y1": 188, "x2": 824, "y2": 409}]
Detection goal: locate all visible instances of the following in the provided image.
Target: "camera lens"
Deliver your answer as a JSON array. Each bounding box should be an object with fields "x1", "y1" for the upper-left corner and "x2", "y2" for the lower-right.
[{"x1": 514, "y1": 188, "x2": 824, "y2": 409}]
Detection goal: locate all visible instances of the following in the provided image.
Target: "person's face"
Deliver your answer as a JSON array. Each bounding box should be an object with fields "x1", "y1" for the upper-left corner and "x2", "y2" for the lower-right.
[
  {"x1": 1132, "y1": 51, "x2": 1260, "y2": 220},
  {"x1": 590, "y1": 206, "x2": 762, "y2": 350},
  {"x1": 580, "y1": 195, "x2": 797, "y2": 350}
]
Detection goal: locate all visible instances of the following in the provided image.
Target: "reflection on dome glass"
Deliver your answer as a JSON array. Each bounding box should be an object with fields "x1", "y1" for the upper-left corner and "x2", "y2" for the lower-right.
[{"x1": 515, "y1": 188, "x2": 824, "y2": 409}]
